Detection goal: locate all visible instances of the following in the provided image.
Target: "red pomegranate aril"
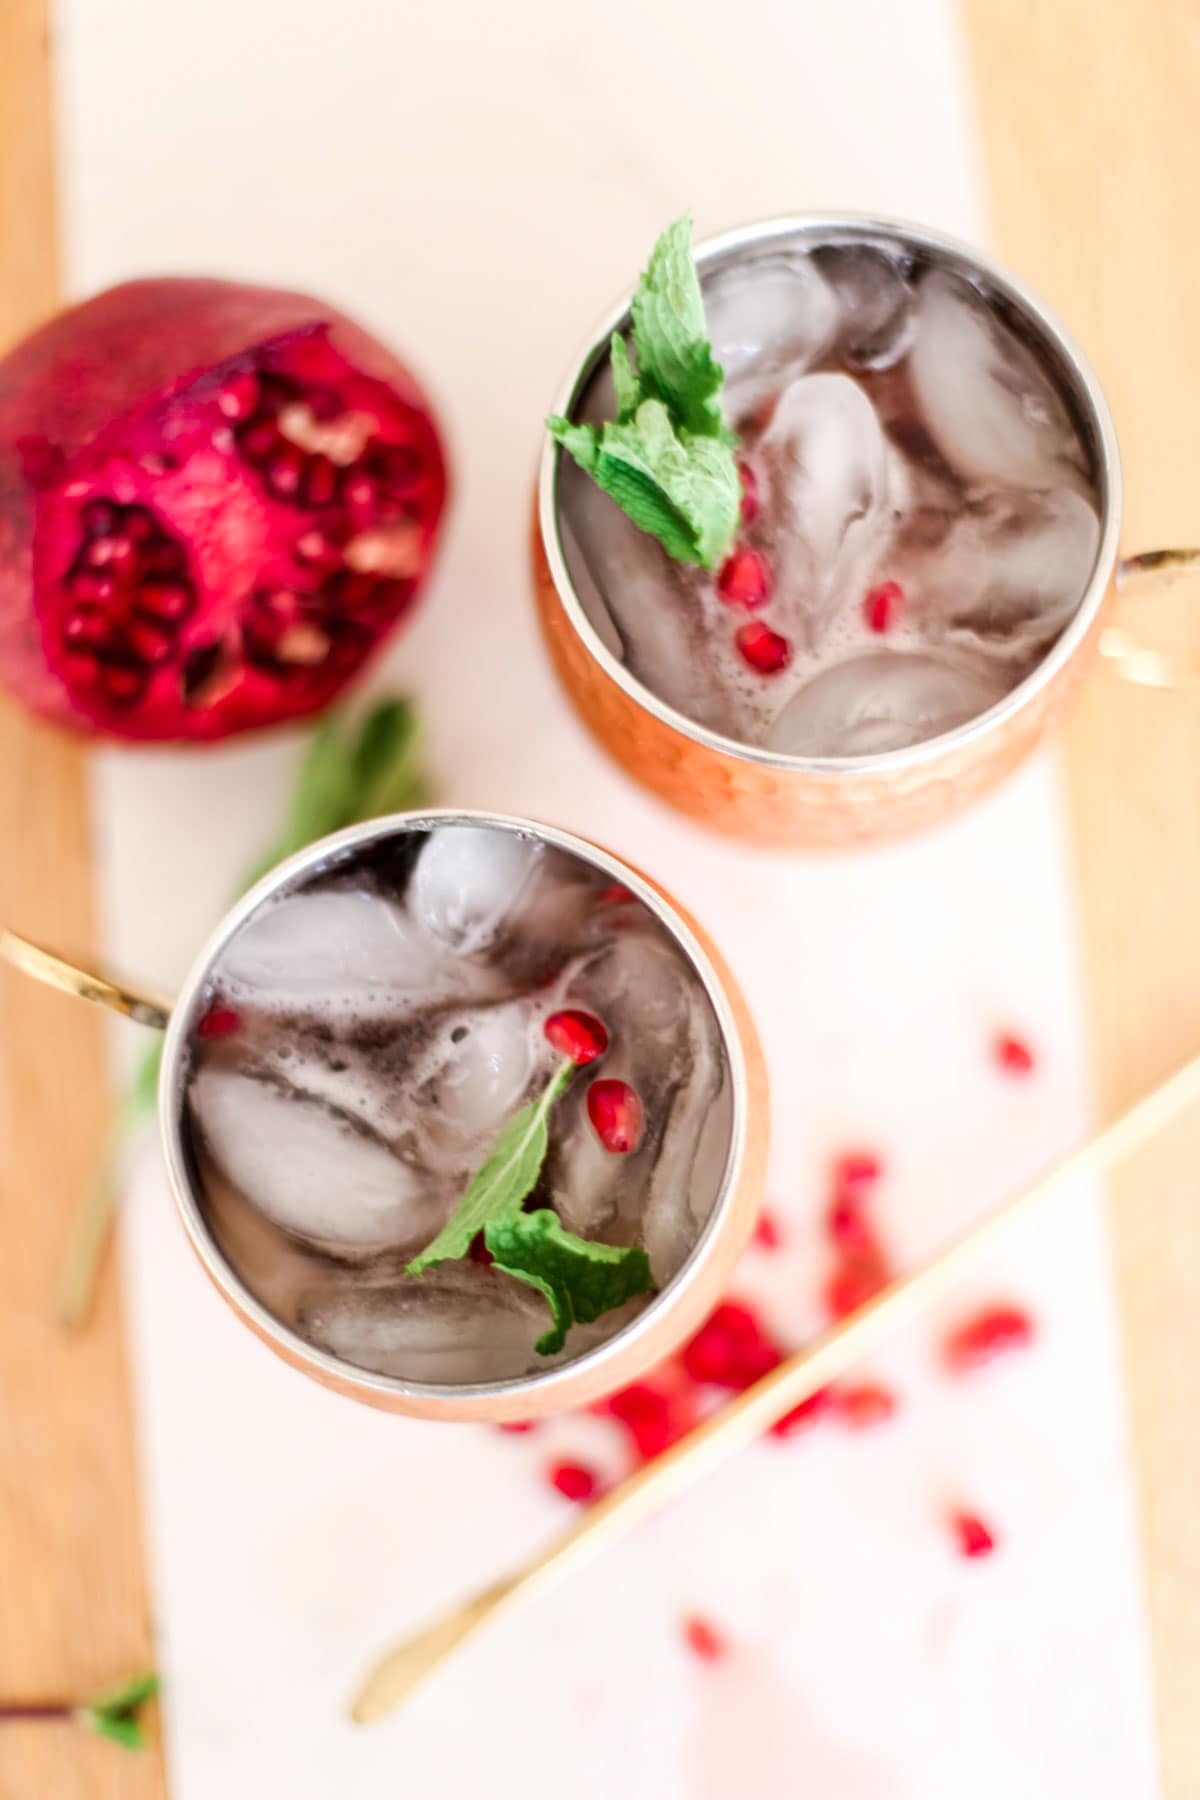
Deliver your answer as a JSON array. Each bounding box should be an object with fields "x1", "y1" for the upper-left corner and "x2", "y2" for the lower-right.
[
  {"x1": 836, "y1": 1383, "x2": 897, "y2": 1428},
  {"x1": 587, "y1": 1079, "x2": 644, "y2": 1153},
  {"x1": 135, "y1": 581, "x2": 193, "y2": 623},
  {"x1": 682, "y1": 1300, "x2": 782, "y2": 1390},
  {"x1": 544, "y1": 1009, "x2": 608, "y2": 1066},
  {"x1": 238, "y1": 418, "x2": 282, "y2": 465},
  {"x1": 833, "y1": 1150, "x2": 882, "y2": 1194},
  {"x1": 825, "y1": 1250, "x2": 889, "y2": 1321},
  {"x1": 752, "y1": 1209, "x2": 783, "y2": 1251},
  {"x1": 99, "y1": 664, "x2": 146, "y2": 705},
  {"x1": 266, "y1": 447, "x2": 305, "y2": 499},
  {"x1": 863, "y1": 579, "x2": 904, "y2": 633},
  {"x1": 604, "y1": 1381, "x2": 691, "y2": 1462},
  {"x1": 547, "y1": 1460, "x2": 599, "y2": 1503},
  {"x1": 497, "y1": 1419, "x2": 536, "y2": 1434},
  {"x1": 951, "y1": 1510, "x2": 997, "y2": 1559},
  {"x1": 826, "y1": 1192, "x2": 877, "y2": 1253},
  {"x1": 682, "y1": 1615, "x2": 728, "y2": 1662},
  {"x1": 63, "y1": 609, "x2": 109, "y2": 648},
  {"x1": 467, "y1": 1232, "x2": 494, "y2": 1268},
  {"x1": 126, "y1": 621, "x2": 175, "y2": 666},
  {"x1": 735, "y1": 620, "x2": 792, "y2": 675},
  {"x1": 737, "y1": 459, "x2": 760, "y2": 525},
  {"x1": 597, "y1": 882, "x2": 634, "y2": 906},
  {"x1": 217, "y1": 371, "x2": 260, "y2": 421},
  {"x1": 303, "y1": 456, "x2": 340, "y2": 506},
  {"x1": 942, "y1": 1303, "x2": 1034, "y2": 1373},
  {"x1": 85, "y1": 534, "x2": 133, "y2": 569},
  {"x1": 770, "y1": 1388, "x2": 833, "y2": 1437},
  {"x1": 197, "y1": 1003, "x2": 242, "y2": 1041},
  {"x1": 717, "y1": 546, "x2": 772, "y2": 610},
  {"x1": 68, "y1": 571, "x2": 116, "y2": 605},
  {"x1": 993, "y1": 1030, "x2": 1036, "y2": 1075},
  {"x1": 81, "y1": 499, "x2": 118, "y2": 538}
]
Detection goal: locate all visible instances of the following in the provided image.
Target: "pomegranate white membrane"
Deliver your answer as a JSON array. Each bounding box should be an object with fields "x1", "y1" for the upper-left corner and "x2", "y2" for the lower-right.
[
  {"x1": 180, "y1": 821, "x2": 733, "y2": 1386},
  {"x1": 557, "y1": 231, "x2": 1103, "y2": 755}
]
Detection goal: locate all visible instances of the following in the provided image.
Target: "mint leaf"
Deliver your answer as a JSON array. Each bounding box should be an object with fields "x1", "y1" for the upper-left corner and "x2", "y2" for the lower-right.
[
  {"x1": 484, "y1": 1209, "x2": 654, "y2": 1355},
  {"x1": 630, "y1": 215, "x2": 726, "y2": 440},
  {"x1": 549, "y1": 400, "x2": 740, "y2": 570},
  {"x1": 348, "y1": 698, "x2": 429, "y2": 820},
  {"x1": 81, "y1": 1671, "x2": 158, "y2": 1752},
  {"x1": 131, "y1": 1041, "x2": 163, "y2": 1122},
  {"x1": 609, "y1": 332, "x2": 642, "y2": 421},
  {"x1": 406, "y1": 1063, "x2": 573, "y2": 1274}
]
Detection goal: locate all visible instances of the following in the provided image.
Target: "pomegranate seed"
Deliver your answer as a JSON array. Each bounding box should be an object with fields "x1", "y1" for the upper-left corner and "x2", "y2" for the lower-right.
[
  {"x1": 80, "y1": 498, "x2": 118, "y2": 538},
  {"x1": 544, "y1": 1009, "x2": 608, "y2": 1066},
  {"x1": 586, "y1": 1078, "x2": 644, "y2": 1153},
  {"x1": 135, "y1": 581, "x2": 193, "y2": 623},
  {"x1": 769, "y1": 1388, "x2": 833, "y2": 1438},
  {"x1": 682, "y1": 1615, "x2": 727, "y2": 1662},
  {"x1": 63, "y1": 610, "x2": 109, "y2": 648},
  {"x1": 236, "y1": 418, "x2": 281, "y2": 464},
  {"x1": 942, "y1": 1303, "x2": 1034, "y2": 1373},
  {"x1": 752, "y1": 1209, "x2": 783, "y2": 1251},
  {"x1": 497, "y1": 1419, "x2": 536, "y2": 1434},
  {"x1": 824, "y1": 1250, "x2": 889, "y2": 1321},
  {"x1": 126, "y1": 621, "x2": 175, "y2": 666},
  {"x1": 68, "y1": 570, "x2": 116, "y2": 604},
  {"x1": 737, "y1": 460, "x2": 760, "y2": 525},
  {"x1": 467, "y1": 1232, "x2": 495, "y2": 1267},
  {"x1": 604, "y1": 1381, "x2": 691, "y2": 1461},
  {"x1": 863, "y1": 579, "x2": 905, "y2": 633},
  {"x1": 993, "y1": 1031, "x2": 1036, "y2": 1076},
  {"x1": 197, "y1": 1004, "x2": 242, "y2": 1041},
  {"x1": 833, "y1": 1150, "x2": 882, "y2": 1193},
  {"x1": 547, "y1": 1460, "x2": 599, "y2": 1503},
  {"x1": 716, "y1": 546, "x2": 772, "y2": 610},
  {"x1": 86, "y1": 533, "x2": 133, "y2": 569},
  {"x1": 217, "y1": 372, "x2": 261, "y2": 421},
  {"x1": 825, "y1": 1192, "x2": 877, "y2": 1253},
  {"x1": 836, "y1": 1383, "x2": 897, "y2": 1428},
  {"x1": 99, "y1": 663, "x2": 146, "y2": 704},
  {"x1": 682, "y1": 1301, "x2": 782, "y2": 1390},
  {"x1": 304, "y1": 455, "x2": 339, "y2": 506},
  {"x1": 735, "y1": 620, "x2": 792, "y2": 675},
  {"x1": 266, "y1": 448, "x2": 305, "y2": 498},
  {"x1": 951, "y1": 1510, "x2": 997, "y2": 1559},
  {"x1": 597, "y1": 882, "x2": 634, "y2": 906}
]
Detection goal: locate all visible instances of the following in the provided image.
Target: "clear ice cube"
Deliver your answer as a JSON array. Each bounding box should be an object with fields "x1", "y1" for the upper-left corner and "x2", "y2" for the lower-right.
[
  {"x1": 220, "y1": 889, "x2": 435, "y2": 1019},
  {"x1": 413, "y1": 826, "x2": 542, "y2": 957},
  {"x1": 705, "y1": 255, "x2": 839, "y2": 399},
  {"x1": 766, "y1": 650, "x2": 1008, "y2": 756},
  {"x1": 813, "y1": 244, "x2": 916, "y2": 370}
]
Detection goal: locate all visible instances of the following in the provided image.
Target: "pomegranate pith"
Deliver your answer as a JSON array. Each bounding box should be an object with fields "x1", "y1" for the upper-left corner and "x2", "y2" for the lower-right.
[
  {"x1": 586, "y1": 1078, "x2": 644, "y2": 1152},
  {"x1": 0, "y1": 278, "x2": 448, "y2": 742},
  {"x1": 544, "y1": 1009, "x2": 608, "y2": 1066}
]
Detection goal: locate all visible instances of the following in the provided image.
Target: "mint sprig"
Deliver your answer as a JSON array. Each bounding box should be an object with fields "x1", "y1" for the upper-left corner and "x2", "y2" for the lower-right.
[
  {"x1": 78, "y1": 1671, "x2": 159, "y2": 1752},
  {"x1": 406, "y1": 1061, "x2": 656, "y2": 1353},
  {"x1": 548, "y1": 215, "x2": 740, "y2": 571}
]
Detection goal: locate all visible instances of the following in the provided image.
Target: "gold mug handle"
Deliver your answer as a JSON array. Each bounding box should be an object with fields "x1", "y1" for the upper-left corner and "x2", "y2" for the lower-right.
[
  {"x1": 0, "y1": 927, "x2": 171, "y2": 1030},
  {"x1": 1101, "y1": 549, "x2": 1200, "y2": 689}
]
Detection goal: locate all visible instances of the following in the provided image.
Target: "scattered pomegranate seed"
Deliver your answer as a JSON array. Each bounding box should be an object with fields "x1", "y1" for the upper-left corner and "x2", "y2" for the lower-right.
[
  {"x1": 682, "y1": 1615, "x2": 728, "y2": 1662},
  {"x1": 682, "y1": 1300, "x2": 782, "y2": 1390},
  {"x1": 825, "y1": 1191, "x2": 877, "y2": 1253},
  {"x1": 769, "y1": 1388, "x2": 834, "y2": 1438},
  {"x1": 597, "y1": 882, "x2": 635, "y2": 906},
  {"x1": 498, "y1": 1419, "x2": 536, "y2": 1434},
  {"x1": 863, "y1": 579, "x2": 905, "y2": 633},
  {"x1": 716, "y1": 546, "x2": 772, "y2": 610},
  {"x1": 951, "y1": 1510, "x2": 997, "y2": 1559},
  {"x1": 196, "y1": 1003, "x2": 241, "y2": 1041},
  {"x1": 824, "y1": 1249, "x2": 889, "y2": 1321},
  {"x1": 833, "y1": 1150, "x2": 882, "y2": 1194},
  {"x1": 735, "y1": 620, "x2": 793, "y2": 675},
  {"x1": 737, "y1": 460, "x2": 760, "y2": 525},
  {"x1": 752, "y1": 1209, "x2": 784, "y2": 1251},
  {"x1": 544, "y1": 1008, "x2": 609, "y2": 1066},
  {"x1": 942, "y1": 1303, "x2": 1034, "y2": 1373},
  {"x1": 587, "y1": 1078, "x2": 645, "y2": 1153},
  {"x1": 547, "y1": 1460, "x2": 599, "y2": 1503},
  {"x1": 603, "y1": 1381, "x2": 693, "y2": 1462},
  {"x1": 993, "y1": 1031, "x2": 1036, "y2": 1076},
  {"x1": 836, "y1": 1383, "x2": 897, "y2": 1428},
  {"x1": 467, "y1": 1233, "x2": 495, "y2": 1268}
]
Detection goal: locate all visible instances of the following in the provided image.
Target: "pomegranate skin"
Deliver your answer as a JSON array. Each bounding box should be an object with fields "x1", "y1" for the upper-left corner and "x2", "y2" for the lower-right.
[{"x1": 0, "y1": 278, "x2": 449, "y2": 742}]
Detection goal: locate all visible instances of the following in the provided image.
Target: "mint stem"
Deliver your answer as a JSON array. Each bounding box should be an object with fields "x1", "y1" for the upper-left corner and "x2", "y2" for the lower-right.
[{"x1": 0, "y1": 1702, "x2": 75, "y2": 1721}]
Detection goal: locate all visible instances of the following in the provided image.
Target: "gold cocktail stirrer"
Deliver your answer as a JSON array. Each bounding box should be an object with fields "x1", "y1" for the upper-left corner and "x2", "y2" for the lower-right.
[{"x1": 351, "y1": 1046, "x2": 1200, "y2": 1724}]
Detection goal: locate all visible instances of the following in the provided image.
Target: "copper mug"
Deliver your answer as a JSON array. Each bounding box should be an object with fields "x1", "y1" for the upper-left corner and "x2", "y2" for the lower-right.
[
  {"x1": 533, "y1": 214, "x2": 1198, "y2": 849},
  {"x1": 2, "y1": 811, "x2": 767, "y2": 1422}
]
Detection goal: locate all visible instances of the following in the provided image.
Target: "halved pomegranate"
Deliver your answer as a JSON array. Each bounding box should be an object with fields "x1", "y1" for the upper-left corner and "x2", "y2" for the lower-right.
[{"x1": 0, "y1": 278, "x2": 449, "y2": 741}]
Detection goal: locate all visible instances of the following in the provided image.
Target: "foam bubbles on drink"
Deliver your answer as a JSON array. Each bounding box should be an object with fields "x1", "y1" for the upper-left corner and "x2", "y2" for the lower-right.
[
  {"x1": 560, "y1": 231, "x2": 1102, "y2": 757},
  {"x1": 183, "y1": 823, "x2": 732, "y2": 1384}
]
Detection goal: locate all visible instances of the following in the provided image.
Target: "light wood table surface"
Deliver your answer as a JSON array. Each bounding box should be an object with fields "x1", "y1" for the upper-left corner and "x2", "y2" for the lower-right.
[{"x1": 0, "y1": 1, "x2": 1195, "y2": 1794}]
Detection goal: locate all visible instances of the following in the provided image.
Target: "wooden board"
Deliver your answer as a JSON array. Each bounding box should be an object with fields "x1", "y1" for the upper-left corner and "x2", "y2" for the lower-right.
[
  {"x1": 965, "y1": 3, "x2": 1200, "y2": 1793},
  {"x1": 0, "y1": 2, "x2": 165, "y2": 1795}
]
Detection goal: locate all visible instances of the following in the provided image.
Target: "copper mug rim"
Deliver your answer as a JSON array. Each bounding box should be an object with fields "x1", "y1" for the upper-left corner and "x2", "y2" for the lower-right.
[
  {"x1": 536, "y1": 210, "x2": 1125, "y2": 778},
  {"x1": 155, "y1": 808, "x2": 764, "y2": 1419}
]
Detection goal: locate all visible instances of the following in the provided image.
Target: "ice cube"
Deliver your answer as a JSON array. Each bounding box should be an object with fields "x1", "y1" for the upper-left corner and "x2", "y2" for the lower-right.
[
  {"x1": 413, "y1": 825, "x2": 542, "y2": 957},
  {"x1": 908, "y1": 271, "x2": 1091, "y2": 493},
  {"x1": 220, "y1": 888, "x2": 432, "y2": 1020},
  {"x1": 704, "y1": 256, "x2": 839, "y2": 396},
  {"x1": 813, "y1": 244, "x2": 916, "y2": 370},
  {"x1": 190, "y1": 1066, "x2": 440, "y2": 1257},
  {"x1": 297, "y1": 1263, "x2": 549, "y2": 1384},
  {"x1": 404, "y1": 1000, "x2": 543, "y2": 1172},
  {"x1": 766, "y1": 650, "x2": 1008, "y2": 757},
  {"x1": 639, "y1": 997, "x2": 729, "y2": 1285},
  {"x1": 759, "y1": 373, "x2": 902, "y2": 648},
  {"x1": 929, "y1": 488, "x2": 1100, "y2": 662}
]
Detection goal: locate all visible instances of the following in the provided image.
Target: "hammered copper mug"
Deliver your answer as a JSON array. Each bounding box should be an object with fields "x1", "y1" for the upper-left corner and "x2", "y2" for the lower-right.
[{"x1": 533, "y1": 214, "x2": 1199, "y2": 849}]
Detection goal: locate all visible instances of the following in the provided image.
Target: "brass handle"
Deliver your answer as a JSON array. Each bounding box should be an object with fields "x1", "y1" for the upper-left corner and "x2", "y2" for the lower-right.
[
  {"x1": 0, "y1": 928, "x2": 172, "y2": 1030},
  {"x1": 1101, "y1": 548, "x2": 1200, "y2": 688}
]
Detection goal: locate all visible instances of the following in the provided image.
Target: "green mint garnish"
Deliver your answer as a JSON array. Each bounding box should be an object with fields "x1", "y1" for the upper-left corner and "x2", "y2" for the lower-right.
[
  {"x1": 406, "y1": 1060, "x2": 656, "y2": 1351},
  {"x1": 484, "y1": 1208, "x2": 653, "y2": 1356},
  {"x1": 78, "y1": 1671, "x2": 159, "y2": 1752},
  {"x1": 547, "y1": 215, "x2": 740, "y2": 571},
  {"x1": 406, "y1": 1062, "x2": 574, "y2": 1273}
]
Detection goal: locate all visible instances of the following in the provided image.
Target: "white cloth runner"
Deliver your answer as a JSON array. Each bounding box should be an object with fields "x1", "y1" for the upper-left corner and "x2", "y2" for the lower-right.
[{"x1": 59, "y1": 0, "x2": 1159, "y2": 1792}]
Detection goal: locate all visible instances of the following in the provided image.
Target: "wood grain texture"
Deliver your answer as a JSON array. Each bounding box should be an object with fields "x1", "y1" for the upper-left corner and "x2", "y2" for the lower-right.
[
  {"x1": 0, "y1": 1, "x2": 164, "y2": 1795},
  {"x1": 965, "y1": 2, "x2": 1200, "y2": 1793}
]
